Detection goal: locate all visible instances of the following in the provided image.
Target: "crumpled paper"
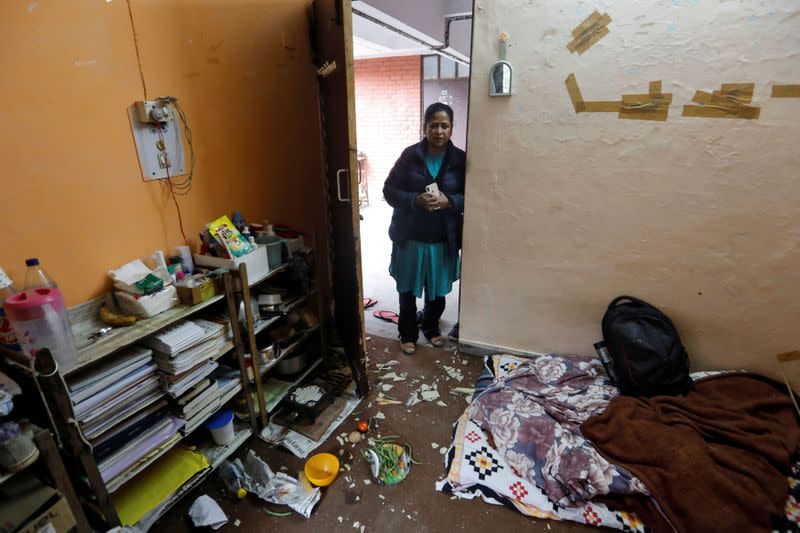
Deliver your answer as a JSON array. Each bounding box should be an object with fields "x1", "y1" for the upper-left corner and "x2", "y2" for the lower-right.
[
  {"x1": 220, "y1": 450, "x2": 320, "y2": 518},
  {"x1": 188, "y1": 495, "x2": 227, "y2": 530}
]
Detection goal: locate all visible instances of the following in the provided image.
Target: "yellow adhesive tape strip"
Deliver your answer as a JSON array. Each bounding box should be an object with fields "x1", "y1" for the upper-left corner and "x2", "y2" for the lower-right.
[
  {"x1": 682, "y1": 105, "x2": 760, "y2": 119},
  {"x1": 565, "y1": 73, "x2": 586, "y2": 112},
  {"x1": 719, "y1": 83, "x2": 755, "y2": 99},
  {"x1": 570, "y1": 27, "x2": 610, "y2": 54},
  {"x1": 649, "y1": 81, "x2": 662, "y2": 97},
  {"x1": 619, "y1": 93, "x2": 672, "y2": 121},
  {"x1": 691, "y1": 90, "x2": 713, "y2": 105},
  {"x1": 571, "y1": 11, "x2": 603, "y2": 38},
  {"x1": 583, "y1": 101, "x2": 622, "y2": 112},
  {"x1": 710, "y1": 92, "x2": 751, "y2": 105},
  {"x1": 568, "y1": 12, "x2": 612, "y2": 54},
  {"x1": 772, "y1": 84, "x2": 800, "y2": 98}
]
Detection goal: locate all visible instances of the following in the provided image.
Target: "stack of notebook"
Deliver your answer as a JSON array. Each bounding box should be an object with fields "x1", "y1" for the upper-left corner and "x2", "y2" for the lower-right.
[
  {"x1": 176, "y1": 378, "x2": 221, "y2": 435},
  {"x1": 67, "y1": 346, "x2": 185, "y2": 490},
  {"x1": 146, "y1": 319, "x2": 229, "y2": 398},
  {"x1": 68, "y1": 346, "x2": 165, "y2": 441}
]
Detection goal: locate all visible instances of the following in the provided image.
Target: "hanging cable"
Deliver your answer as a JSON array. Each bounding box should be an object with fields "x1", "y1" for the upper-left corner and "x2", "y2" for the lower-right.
[
  {"x1": 126, "y1": 0, "x2": 147, "y2": 99},
  {"x1": 156, "y1": 96, "x2": 194, "y2": 195},
  {"x1": 157, "y1": 123, "x2": 189, "y2": 245}
]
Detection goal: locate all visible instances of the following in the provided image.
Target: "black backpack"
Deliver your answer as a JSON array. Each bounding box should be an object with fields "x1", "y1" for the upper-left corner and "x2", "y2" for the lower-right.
[{"x1": 599, "y1": 296, "x2": 693, "y2": 396}]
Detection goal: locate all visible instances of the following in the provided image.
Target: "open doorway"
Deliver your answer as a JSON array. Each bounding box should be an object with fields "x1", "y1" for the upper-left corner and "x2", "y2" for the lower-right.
[{"x1": 350, "y1": 1, "x2": 473, "y2": 346}]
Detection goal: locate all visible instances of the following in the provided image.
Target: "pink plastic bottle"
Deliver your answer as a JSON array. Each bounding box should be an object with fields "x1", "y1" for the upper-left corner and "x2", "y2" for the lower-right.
[{"x1": 4, "y1": 288, "x2": 78, "y2": 372}]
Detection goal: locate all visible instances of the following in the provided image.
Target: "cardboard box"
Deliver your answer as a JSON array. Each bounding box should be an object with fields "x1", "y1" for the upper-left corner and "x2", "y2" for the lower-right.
[
  {"x1": 0, "y1": 474, "x2": 75, "y2": 533},
  {"x1": 17, "y1": 496, "x2": 76, "y2": 533},
  {"x1": 194, "y1": 245, "x2": 269, "y2": 284},
  {"x1": 175, "y1": 277, "x2": 222, "y2": 305}
]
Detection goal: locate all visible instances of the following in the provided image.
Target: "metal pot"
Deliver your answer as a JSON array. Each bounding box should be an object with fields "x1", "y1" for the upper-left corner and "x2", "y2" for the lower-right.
[
  {"x1": 275, "y1": 350, "x2": 309, "y2": 376},
  {"x1": 258, "y1": 292, "x2": 282, "y2": 306},
  {"x1": 257, "y1": 341, "x2": 278, "y2": 364}
]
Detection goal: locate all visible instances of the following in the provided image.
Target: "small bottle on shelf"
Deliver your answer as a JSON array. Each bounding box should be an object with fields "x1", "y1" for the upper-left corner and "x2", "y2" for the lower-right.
[{"x1": 23, "y1": 258, "x2": 57, "y2": 289}]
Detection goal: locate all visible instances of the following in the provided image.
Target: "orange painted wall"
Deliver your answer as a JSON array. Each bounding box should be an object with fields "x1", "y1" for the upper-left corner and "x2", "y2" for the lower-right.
[{"x1": 0, "y1": 0, "x2": 327, "y2": 306}]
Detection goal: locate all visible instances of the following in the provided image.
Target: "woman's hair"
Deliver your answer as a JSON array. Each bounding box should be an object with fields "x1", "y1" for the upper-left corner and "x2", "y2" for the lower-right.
[{"x1": 424, "y1": 102, "x2": 454, "y2": 125}]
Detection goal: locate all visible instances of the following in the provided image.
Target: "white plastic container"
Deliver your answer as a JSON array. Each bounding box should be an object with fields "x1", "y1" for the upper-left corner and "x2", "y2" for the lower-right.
[
  {"x1": 4, "y1": 288, "x2": 79, "y2": 373},
  {"x1": 206, "y1": 409, "x2": 234, "y2": 445},
  {"x1": 194, "y1": 246, "x2": 269, "y2": 283}
]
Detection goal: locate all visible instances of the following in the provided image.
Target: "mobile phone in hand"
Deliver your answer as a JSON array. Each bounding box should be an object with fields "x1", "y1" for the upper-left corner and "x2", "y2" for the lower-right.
[{"x1": 425, "y1": 183, "x2": 440, "y2": 197}]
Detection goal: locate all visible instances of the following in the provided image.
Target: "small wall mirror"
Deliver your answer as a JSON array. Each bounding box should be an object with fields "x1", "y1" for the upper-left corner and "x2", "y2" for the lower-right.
[{"x1": 489, "y1": 61, "x2": 513, "y2": 96}]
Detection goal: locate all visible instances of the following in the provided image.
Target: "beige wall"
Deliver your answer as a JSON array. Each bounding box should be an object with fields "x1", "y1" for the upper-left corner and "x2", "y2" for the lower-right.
[
  {"x1": 0, "y1": 0, "x2": 326, "y2": 306},
  {"x1": 460, "y1": 0, "x2": 800, "y2": 382}
]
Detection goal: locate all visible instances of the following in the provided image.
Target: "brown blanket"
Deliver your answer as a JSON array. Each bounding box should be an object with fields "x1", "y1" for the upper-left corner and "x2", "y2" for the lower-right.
[{"x1": 581, "y1": 374, "x2": 798, "y2": 533}]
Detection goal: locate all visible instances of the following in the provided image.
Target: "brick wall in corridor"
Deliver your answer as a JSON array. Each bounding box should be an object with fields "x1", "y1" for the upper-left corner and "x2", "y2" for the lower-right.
[{"x1": 354, "y1": 56, "x2": 422, "y2": 200}]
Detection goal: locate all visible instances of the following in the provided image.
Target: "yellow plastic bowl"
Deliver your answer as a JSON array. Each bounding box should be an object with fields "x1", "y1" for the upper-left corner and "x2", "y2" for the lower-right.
[{"x1": 304, "y1": 453, "x2": 340, "y2": 487}]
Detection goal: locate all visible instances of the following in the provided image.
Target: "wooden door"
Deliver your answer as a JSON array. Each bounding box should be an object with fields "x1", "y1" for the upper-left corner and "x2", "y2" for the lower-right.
[{"x1": 311, "y1": 0, "x2": 367, "y2": 395}]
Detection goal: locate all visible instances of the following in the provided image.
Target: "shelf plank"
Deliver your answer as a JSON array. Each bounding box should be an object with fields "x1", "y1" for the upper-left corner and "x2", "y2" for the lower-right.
[
  {"x1": 259, "y1": 326, "x2": 320, "y2": 377},
  {"x1": 71, "y1": 296, "x2": 225, "y2": 375},
  {"x1": 253, "y1": 315, "x2": 281, "y2": 336},
  {"x1": 278, "y1": 288, "x2": 319, "y2": 315},
  {"x1": 69, "y1": 261, "x2": 295, "y2": 376}
]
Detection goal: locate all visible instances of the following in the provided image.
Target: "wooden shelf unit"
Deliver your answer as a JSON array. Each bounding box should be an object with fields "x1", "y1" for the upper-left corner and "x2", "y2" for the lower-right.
[{"x1": 24, "y1": 250, "x2": 326, "y2": 529}]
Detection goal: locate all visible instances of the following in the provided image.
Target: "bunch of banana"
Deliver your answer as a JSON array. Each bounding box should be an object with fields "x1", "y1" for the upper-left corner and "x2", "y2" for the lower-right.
[{"x1": 99, "y1": 306, "x2": 137, "y2": 327}]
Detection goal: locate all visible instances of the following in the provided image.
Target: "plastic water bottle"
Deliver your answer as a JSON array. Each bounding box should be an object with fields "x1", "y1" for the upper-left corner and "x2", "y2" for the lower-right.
[
  {"x1": 218, "y1": 460, "x2": 248, "y2": 499},
  {"x1": 23, "y1": 258, "x2": 57, "y2": 289},
  {"x1": 0, "y1": 267, "x2": 20, "y2": 351}
]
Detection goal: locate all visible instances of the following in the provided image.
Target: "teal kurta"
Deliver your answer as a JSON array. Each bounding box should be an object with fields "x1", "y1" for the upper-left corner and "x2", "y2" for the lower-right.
[{"x1": 389, "y1": 152, "x2": 460, "y2": 300}]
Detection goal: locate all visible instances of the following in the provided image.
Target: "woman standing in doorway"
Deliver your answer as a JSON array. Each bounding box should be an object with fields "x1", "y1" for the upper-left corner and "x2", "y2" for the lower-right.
[{"x1": 383, "y1": 102, "x2": 465, "y2": 355}]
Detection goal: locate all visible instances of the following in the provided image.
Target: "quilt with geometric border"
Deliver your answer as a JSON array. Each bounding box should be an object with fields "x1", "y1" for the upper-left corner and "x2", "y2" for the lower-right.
[{"x1": 436, "y1": 354, "x2": 800, "y2": 532}]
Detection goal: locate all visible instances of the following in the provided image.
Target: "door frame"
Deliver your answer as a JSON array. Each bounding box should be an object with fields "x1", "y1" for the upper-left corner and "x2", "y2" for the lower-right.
[{"x1": 312, "y1": 0, "x2": 368, "y2": 395}]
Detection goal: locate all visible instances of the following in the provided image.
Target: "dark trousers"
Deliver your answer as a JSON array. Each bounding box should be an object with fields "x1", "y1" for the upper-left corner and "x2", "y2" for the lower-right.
[{"x1": 399, "y1": 290, "x2": 445, "y2": 343}]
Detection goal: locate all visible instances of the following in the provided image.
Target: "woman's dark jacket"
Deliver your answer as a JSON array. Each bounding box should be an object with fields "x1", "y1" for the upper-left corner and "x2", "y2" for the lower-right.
[{"x1": 382, "y1": 139, "x2": 466, "y2": 257}]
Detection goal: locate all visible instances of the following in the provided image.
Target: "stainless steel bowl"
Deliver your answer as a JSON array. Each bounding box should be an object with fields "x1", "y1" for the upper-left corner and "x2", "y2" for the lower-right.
[{"x1": 275, "y1": 350, "x2": 308, "y2": 376}]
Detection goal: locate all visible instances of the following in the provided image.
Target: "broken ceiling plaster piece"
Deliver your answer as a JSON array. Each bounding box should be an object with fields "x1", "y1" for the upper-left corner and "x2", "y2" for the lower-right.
[
  {"x1": 443, "y1": 366, "x2": 464, "y2": 382},
  {"x1": 374, "y1": 411, "x2": 386, "y2": 420},
  {"x1": 439, "y1": 447, "x2": 447, "y2": 455},
  {"x1": 436, "y1": 400, "x2": 448, "y2": 407},
  {"x1": 431, "y1": 442, "x2": 439, "y2": 449}
]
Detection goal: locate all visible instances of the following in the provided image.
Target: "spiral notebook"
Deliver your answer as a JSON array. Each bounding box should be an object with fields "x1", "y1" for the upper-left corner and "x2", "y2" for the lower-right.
[
  {"x1": 73, "y1": 364, "x2": 157, "y2": 418},
  {"x1": 68, "y1": 346, "x2": 153, "y2": 398},
  {"x1": 82, "y1": 389, "x2": 165, "y2": 441}
]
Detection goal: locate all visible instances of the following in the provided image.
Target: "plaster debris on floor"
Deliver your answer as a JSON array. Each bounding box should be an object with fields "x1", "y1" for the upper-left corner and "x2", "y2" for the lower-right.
[{"x1": 155, "y1": 337, "x2": 581, "y2": 533}]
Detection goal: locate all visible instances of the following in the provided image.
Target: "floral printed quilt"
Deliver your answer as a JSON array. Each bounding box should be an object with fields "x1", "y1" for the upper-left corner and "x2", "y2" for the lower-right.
[{"x1": 468, "y1": 354, "x2": 645, "y2": 506}]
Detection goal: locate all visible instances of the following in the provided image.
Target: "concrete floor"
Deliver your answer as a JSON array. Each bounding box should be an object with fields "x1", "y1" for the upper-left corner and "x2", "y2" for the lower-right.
[
  {"x1": 359, "y1": 200, "x2": 460, "y2": 341},
  {"x1": 156, "y1": 336, "x2": 594, "y2": 532}
]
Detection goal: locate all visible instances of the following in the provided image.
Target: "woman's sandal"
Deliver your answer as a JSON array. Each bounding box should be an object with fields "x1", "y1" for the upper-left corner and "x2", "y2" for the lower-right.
[
  {"x1": 363, "y1": 297, "x2": 378, "y2": 309},
  {"x1": 373, "y1": 310, "x2": 399, "y2": 324}
]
